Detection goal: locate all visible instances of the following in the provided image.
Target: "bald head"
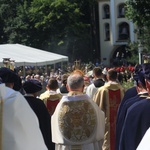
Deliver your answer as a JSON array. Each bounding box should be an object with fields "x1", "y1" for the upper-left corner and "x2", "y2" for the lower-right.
[{"x1": 67, "y1": 73, "x2": 84, "y2": 92}]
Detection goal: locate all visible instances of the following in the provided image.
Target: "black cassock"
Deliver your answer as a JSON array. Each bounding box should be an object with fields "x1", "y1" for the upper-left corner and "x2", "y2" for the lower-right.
[
  {"x1": 117, "y1": 86, "x2": 137, "y2": 120},
  {"x1": 24, "y1": 96, "x2": 55, "y2": 150},
  {"x1": 119, "y1": 98, "x2": 150, "y2": 150},
  {"x1": 115, "y1": 93, "x2": 148, "y2": 150}
]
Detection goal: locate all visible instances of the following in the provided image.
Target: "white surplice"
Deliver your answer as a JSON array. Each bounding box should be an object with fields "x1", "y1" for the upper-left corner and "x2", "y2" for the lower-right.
[
  {"x1": 0, "y1": 84, "x2": 48, "y2": 150},
  {"x1": 51, "y1": 93, "x2": 105, "y2": 150},
  {"x1": 86, "y1": 83, "x2": 98, "y2": 100},
  {"x1": 137, "y1": 127, "x2": 150, "y2": 150}
]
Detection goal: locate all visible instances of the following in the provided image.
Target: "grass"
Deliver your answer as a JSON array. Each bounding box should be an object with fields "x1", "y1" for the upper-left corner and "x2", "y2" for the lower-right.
[{"x1": 122, "y1": 80, "x2": 134, "y2": 91}]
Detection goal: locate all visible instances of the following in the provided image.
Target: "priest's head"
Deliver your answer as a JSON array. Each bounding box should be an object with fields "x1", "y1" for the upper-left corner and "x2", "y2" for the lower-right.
[
  {"x1": 67, "y1": 73, "x2": 84, "y2": 93},
  {"x1": 107, "y1": 68, "x2": 118, "y2": 82}
]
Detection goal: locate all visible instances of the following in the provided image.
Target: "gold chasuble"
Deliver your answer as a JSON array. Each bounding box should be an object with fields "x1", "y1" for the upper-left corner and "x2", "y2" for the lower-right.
[
  {"x1": 51, "y1": 92, "x2": 105, "y2": 150},
  {"x1": 0, "y1": 97, "x2": 3, "y2": 150},
  {"x1": 40, "y1": 91, "x2": 62, "y2": 116},
  {"x1": 94, "y1": 82, "x2": 125, "y2": 150},
  {"x1": 59, "y1": 92, "x2": 97, "y2": 149}
]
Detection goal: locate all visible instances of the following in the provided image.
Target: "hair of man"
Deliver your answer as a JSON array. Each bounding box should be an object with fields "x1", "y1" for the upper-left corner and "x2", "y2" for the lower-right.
[
  {"x1": 67, "y1": 73, "x2": 84, "y2": 91},
  {"x1": 93, "y1": 67, "x2": 103, "y2": 78},
  {"x1": 107, "y1": 69, "x2": 118, "y2": 81},
  {"x1": 47, "y1": 78, "x2": 59, "y2": 90}
]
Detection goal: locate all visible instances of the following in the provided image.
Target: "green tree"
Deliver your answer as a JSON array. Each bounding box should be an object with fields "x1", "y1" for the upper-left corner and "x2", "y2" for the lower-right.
[
  {"x1": 0, "y1": 0, "x2": 32, "y2": 44},
  {"x1": 28, "y1": 0, "x2": 100, "y2": 62},
  {"x1": 125, "y1": 0, "x2": 150, "y2": 63},
  {"x1": 29, "y1": 0, "x2": 84, "y2": 57},
  {"x1": 0, "y1": 0, "x2": 99, "y2": 63},
  {"x1": 125, "y1": 0, "x2": 150, "y2": 27}
]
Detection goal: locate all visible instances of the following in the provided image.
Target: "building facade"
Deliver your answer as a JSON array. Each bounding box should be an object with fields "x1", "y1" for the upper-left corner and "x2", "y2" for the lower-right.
[{"x1": 98, "y1": 0, "x2": 137, "y2": 67}]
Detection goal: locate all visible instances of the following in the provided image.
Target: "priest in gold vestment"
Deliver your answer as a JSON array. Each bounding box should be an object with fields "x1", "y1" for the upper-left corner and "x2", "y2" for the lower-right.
[
  {"x1": 40, "y1": 78, "x2": 62, "y2": 116},
  {"x1": 93, "y1": 69, "x2": 125, "y2": 150},
  {"x1": 51, "y1": 72, "x2": 105, "y2": 150}
]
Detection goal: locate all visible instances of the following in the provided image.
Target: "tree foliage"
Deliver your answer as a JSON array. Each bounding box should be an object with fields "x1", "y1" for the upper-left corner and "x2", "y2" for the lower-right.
[
  {"x1": 0, "y1": 0, "x2": 99, "y2": 63},
  {"x1": 125, "y1": 0, "x2": 150, "y2": 27},
  {"x1": 125, "y1": 0, "x2": 150, "y2": 63}
]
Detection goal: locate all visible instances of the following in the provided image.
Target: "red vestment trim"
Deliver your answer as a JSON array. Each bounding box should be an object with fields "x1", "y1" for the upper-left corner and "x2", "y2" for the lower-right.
[
  {"x1": 109, "y1": 89, "x2": 121, "y2": 150},
  {"x1": 46, "y1": 99, "x2": 60, "y2": 116}
]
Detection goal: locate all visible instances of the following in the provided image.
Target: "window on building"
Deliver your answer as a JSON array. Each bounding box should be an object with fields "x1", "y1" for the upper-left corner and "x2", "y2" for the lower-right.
[
  {"x1": 118, "y1": 22, "x2": 129, "y2": 40},
  {"x1": 103, "y1": 4, "x2": 110, "y2": 19},
  {"x1": 105, "y1": 23, "x2": 110, "y2": 41},
  {"x1": 118, "y1": 3, "x2": 125, "y2": 18}
]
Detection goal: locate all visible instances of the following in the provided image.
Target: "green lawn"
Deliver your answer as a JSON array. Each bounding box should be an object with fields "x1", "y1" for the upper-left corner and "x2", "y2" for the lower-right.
[{"x1": 122, "y1": 81, "x2": 134, "y2": 91}]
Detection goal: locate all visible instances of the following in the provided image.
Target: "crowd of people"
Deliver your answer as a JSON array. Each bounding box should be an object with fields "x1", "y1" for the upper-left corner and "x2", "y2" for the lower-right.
[{"x1": 0, "y1": 62, "x2": 150, "y2": 150}]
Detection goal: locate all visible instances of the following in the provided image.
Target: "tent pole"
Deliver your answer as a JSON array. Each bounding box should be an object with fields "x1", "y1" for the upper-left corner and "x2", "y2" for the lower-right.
[
  {"x1": 61, "y1": 62, "x2": 63, "y2": 70},
  {"x1": 23, "y1": 65, "x2": 25, "y2": 77},
  {"x1": 35, "y1": 63, "x2": 37, "y2": 74},
  {"x1": 45, "y1": 65, "x2": 47, "y2": 75},
  {"x1": 54, "y1": 64, "x2": 55, "y2": 71}
]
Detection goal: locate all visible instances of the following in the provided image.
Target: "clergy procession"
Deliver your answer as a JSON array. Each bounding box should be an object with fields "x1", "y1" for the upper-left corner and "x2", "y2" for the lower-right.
[{"x1": 1, "y1": 63, "x2": 150, "y2": 150}]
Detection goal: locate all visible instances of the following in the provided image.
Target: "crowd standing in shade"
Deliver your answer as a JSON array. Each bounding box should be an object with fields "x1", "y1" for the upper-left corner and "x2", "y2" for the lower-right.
[{"x1": 1, "y1": 62, "x2": 150, "y2": 150}]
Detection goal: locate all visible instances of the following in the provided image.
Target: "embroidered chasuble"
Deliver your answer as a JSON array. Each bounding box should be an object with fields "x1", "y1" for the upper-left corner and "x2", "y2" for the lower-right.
[
  {"x1": 51, "y1": 92, "x2": 105, "y2": 150},
  {"x1": 40, "y1": 91, "x2": 62, "y2": 116},
  {"x1": 93, "y1": 83, "x2": 124, "y2": 150}
]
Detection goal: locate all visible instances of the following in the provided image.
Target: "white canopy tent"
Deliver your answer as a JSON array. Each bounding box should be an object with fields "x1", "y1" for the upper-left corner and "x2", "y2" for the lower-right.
[{"x1": 0, "y1": 43, "x2": 68, "y2": 67}]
